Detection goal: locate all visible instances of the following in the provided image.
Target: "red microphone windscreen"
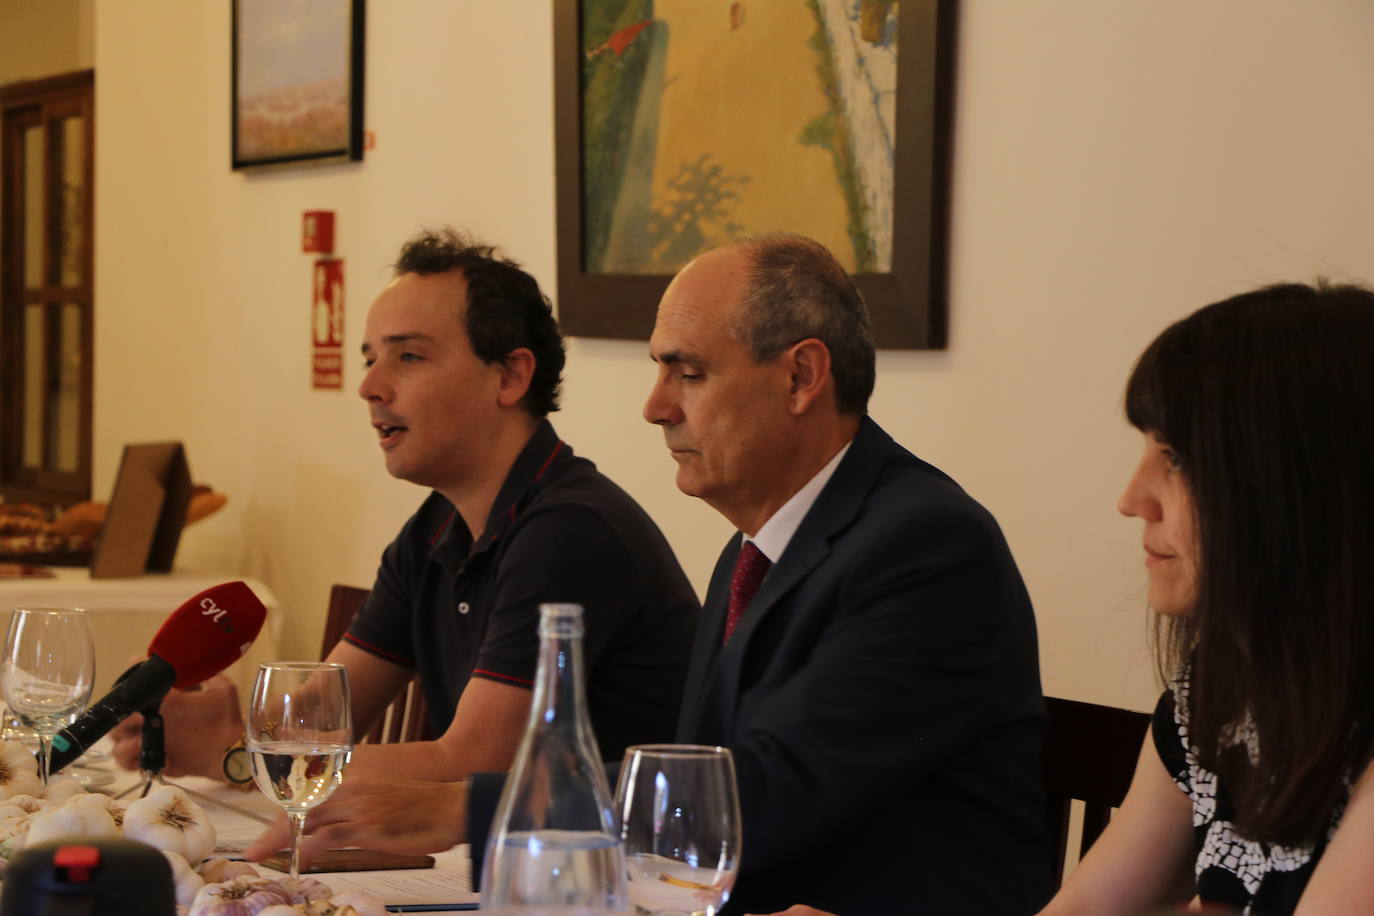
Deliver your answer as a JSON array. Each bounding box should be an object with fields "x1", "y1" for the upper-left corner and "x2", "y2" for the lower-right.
[{"x1": 147, "y1": 581, "x2": 268, "y2": 688}]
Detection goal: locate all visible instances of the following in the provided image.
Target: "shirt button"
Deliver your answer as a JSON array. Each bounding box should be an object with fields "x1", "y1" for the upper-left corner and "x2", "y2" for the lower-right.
[{"x1": 457, "y1": 602, "x2": 470, "y2": 615}]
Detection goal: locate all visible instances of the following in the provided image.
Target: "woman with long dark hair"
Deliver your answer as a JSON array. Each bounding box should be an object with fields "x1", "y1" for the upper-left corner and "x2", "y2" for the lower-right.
[
  {"x1": 750, "y1": 283, "x2": 1374, "y2": 916},
  {"x1": 1042, "y1": 281, "x2": 1374, "y2": 914}
]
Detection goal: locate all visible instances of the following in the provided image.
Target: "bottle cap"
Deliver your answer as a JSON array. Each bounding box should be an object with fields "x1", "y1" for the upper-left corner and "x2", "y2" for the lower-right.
[{"x1": 538, "y1": 603, "x2": 585, "y2": 638}]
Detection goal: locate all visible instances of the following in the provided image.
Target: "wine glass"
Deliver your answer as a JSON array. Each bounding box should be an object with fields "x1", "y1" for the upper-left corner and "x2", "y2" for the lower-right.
[
  {"x1": 247, "y1": 662, "x2": 352, "y2": 880},
  {"x1": 1, "y1": 607, "x2": 95, "y2": 785},
  {"x1": 616, "y1": 744, "x2": 742, "y2": 916}
]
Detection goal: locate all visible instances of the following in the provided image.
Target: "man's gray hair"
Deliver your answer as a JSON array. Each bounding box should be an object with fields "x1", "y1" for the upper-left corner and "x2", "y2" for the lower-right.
[{"x1": 733, "y1": 233, "x2": 876, "y2": 415}]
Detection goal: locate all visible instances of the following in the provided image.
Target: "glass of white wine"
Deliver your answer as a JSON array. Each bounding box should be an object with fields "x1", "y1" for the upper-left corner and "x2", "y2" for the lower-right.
[
  {"x1": 1, "y1": 607, "x2": 94, "y2": 785},
  {"x1": 247, "y1": 662, "x2": 352, "y2": 880},
  {"x1": 616, "y1": 744, "x2": 742, "y2": 916}
]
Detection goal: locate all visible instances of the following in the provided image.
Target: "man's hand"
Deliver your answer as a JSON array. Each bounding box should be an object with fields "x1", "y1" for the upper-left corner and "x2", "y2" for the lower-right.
[
  {"x1": 243, "y1": 773, "x2": 469, "y2": 868},
  {"x1": 109, "y1": 675, "x2": 244, "y2": 780},
  {"x1": 747, "y1": 909, "x2": 839, "y2": 916}
]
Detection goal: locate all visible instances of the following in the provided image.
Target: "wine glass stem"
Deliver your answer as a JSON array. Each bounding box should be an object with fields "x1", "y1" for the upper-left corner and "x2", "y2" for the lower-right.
[
  {"x1": 288, "y1": 810, "x2": 307, "y2": 880},
  {"x1": 37, "y1": 733, "x2": 52, "y2": 786}
]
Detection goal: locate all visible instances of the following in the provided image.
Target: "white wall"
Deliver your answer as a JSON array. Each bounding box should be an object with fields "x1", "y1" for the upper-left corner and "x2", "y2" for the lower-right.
[
  {"x1": 0, "y1": 0, "x2": 91, "y2": 85},
  {"x1": 91, "y1": 1, "x2": 1374, "y2": 710}
]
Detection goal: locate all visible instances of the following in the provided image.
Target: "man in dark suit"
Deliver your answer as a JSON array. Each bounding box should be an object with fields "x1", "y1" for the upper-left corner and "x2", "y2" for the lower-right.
[{"x1": 642, "y1": 233, "x2": 1051, "y2": 914}]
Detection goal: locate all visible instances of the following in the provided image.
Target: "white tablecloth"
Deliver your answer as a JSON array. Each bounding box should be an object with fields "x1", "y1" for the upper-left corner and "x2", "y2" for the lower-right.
[
  {"x1": 0, "y1": 569, "x2": 283, "y2": 699},
  {"x1": 105, "y1": 768, "x2": 478, "y2": 911}
]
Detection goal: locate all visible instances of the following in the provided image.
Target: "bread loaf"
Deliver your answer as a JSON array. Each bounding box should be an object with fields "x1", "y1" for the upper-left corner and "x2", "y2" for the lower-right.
[{"x1": 50, "y1": 501, "x2": 107, "y2": 536}]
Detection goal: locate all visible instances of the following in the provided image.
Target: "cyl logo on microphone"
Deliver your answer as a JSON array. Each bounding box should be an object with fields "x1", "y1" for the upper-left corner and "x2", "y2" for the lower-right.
[{"x1": 200, "y1": 597, "x2": 235, "y2": 633}]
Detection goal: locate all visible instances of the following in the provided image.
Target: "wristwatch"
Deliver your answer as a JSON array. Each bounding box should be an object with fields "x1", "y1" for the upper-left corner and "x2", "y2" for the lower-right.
[{"x1": 221, "y1": 740, "x2": 253, "y2": 785}]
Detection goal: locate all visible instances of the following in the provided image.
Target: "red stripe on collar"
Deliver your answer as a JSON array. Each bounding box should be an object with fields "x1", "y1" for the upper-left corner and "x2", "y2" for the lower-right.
[
  {"x1": 533, "y1": 440, "x2": 565, "y2": 481},
  {"x1": 429, "y1": 509, "x2": 457, "y2": 547}
]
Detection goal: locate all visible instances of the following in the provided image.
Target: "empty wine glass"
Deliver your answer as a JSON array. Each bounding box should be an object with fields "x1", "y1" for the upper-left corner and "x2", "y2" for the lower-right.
[
  {"x1": 1, "y1": 607, "x2": 95, "y2": 784},
  {"x1": 616, "y1": 744, "x2": 742, "y2": 916},
  {"x1": 247, "y1": 662, "x2": 352, "y2": 880}
]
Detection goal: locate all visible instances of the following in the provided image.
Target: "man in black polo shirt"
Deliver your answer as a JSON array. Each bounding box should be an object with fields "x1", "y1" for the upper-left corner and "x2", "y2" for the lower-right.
[
  {"x1": 113, "y1": 229, "x2": 699, "y2": 791},
  {"x1": 334, "y1": 229, "x2": 699, "y2": 778}
]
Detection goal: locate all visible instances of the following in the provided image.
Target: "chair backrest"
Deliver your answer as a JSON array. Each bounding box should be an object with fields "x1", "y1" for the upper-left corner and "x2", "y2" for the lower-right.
[
  {"x1": 322, "y1": 584, "x2": 432, "y2": 745},
  {"x1": 1042, "y1": 696, "x2": 1151, "y2": 886}
]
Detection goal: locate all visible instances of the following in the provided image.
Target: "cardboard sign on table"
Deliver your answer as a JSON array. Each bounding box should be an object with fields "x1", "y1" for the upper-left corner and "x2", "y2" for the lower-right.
[{"x1": 90, "y1": 442, "x2": 193, "y2": 579}]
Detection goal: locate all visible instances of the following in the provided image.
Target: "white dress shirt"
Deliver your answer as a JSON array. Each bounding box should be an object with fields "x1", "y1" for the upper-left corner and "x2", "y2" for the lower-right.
[{"x1": 745, "y1": 440, "x2": 853, "y2": 564}]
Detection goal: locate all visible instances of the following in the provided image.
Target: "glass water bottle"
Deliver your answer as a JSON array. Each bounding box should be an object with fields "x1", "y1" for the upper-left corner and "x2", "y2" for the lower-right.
[{"x1": 479, "y1": 604, "x2": 628, "y2": 913}]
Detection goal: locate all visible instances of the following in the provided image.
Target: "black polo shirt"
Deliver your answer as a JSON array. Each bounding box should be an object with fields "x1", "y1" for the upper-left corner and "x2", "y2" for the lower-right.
[{"x1": 344, "y1": 420, "x2": 699, "y2": 761}]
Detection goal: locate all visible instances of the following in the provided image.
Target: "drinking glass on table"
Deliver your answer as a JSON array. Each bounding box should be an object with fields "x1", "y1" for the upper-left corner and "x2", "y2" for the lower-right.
[
  {"x1": 1, "y1": 607, "x2": 95, "y2": 784},
  {"x1": 616, "y1": 744, "x2": 742, "y2": 916},
  {"x1": 247, "y1": 662, "x2": 352, "y2": 880},
  {"x1": 0, "y1": 705, "x2": 38, "y2": 745}
]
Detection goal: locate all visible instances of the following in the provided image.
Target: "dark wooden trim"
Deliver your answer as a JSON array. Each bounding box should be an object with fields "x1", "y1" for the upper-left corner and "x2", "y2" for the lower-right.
[
  {"x1": 80, "y1": 76, "x2": 95, "y2": 499},
  {"x1": 0, "y1": 69, "x2": 94, "y2": 505},
  {"x1": 552, "y1": 0, "x2": 958, "y2": 349},
  {"x1": 19, "y1": 286, "x2": 95, "y2": 302},
  {"x1": 0, "y1": 69, "x2": 94, "y2": 105}
]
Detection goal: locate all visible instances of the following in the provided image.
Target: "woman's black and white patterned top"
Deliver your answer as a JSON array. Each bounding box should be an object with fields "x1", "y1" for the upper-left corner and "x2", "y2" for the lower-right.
[{"x1": 1153, "y1": 678, "x2": 1348, "y2": 915}]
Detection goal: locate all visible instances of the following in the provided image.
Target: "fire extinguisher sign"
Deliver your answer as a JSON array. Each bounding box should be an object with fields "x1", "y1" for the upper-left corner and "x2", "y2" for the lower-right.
[{"x1": 312, "y1": 258, "x2": 345, "y2": 390}]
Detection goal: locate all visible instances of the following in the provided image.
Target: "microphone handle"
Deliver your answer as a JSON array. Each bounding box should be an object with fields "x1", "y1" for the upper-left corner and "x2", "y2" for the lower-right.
[{"x1": 46, "y1": 656, "x2": 177, "y2": 774}]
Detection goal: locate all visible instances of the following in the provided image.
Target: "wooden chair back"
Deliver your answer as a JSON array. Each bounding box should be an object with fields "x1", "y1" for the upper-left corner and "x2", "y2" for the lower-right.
[
  {"x1": 1042, "y1": 696, "x2": 1151, "y2": 886},
  {"x1": 322, "y1": 584, "x2": 432, "y2": 745}
]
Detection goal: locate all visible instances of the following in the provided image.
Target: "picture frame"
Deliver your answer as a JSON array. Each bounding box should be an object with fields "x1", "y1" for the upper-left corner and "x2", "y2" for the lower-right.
[
  {"x1": 553, "y1": 0, "x2": 957, "y2": 349},
  {"x1": 231, "y1": 0, "x2": 366, "y2": 170},
  {"x1": 90, "y1": 442, "x2": 192, "y2": 579}
]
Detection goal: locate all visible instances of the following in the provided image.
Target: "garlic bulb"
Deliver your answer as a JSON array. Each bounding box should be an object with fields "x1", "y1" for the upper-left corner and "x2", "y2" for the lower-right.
[
  {"x1": 0, "y1": 818, "x2": 28, "y2": 840},
  {"x1": 0, "y1": 793, "x2": 49, "y2": 819},
  {"x1": 24, "y1": 801, "x2": 118, "y2": 846},
  {"x1": 188, "y1": 876, "x2": 291, "y2": 916},
  {"x1": 0, "y1": 795, "x2": 48, "y2": 855},
  {"x1": 0, "y1": 742, "x2": 42, "y2": 800},
  {"x1": 273, "y1": 877, "x2": 332, "y2": 905},
  {"x1": 0, "y1": 814, "x2": 30, "y2": 845},
  {"x1": 199, "y1": 857, "x2": 261, "y2": 883},
  {"x1": 265, "y1": 892, "x2": 386, "y2": 916},
  {"x1": 162, "y1": 849, "x2": 206, "y2": 906},
  {"x1": 41, "y1": 776, "x2": 86, "y2": 802},
  {"x1": 122, "y1": 785, "x2": 215, "y2": 864},
  {"x1": 67, "y1": 792, "x2": 129, "y2": 829},
  {"x1": 326, "y1": 891, "x2": 388, "y2": 916}
]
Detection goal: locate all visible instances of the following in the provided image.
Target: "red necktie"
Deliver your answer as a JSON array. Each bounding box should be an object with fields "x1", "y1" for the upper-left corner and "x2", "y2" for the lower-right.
[{"x1": 723, "y1": 540, "x2": 771, "y2": 645}]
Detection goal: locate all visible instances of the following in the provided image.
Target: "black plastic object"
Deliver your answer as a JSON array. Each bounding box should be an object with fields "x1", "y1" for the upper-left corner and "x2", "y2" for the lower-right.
[{"x1": 1, "y1": 838, "x2": 176, "y2": 916}]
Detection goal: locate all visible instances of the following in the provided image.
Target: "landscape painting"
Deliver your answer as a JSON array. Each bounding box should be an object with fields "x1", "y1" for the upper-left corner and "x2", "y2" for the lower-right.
[
  {"x1": 232, "y1": 0, "x2": 364, "y2": 169},
  {"x1": 582, "y1": 0, "x2": 898, "y2": 275},
  {"x1": 554, "y1": 0, "x2": 954, "y2": 347}
]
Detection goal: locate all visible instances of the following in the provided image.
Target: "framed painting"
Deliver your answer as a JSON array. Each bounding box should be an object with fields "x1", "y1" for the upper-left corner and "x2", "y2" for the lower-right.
[
  {"x1": 232, "y1": 0, "x2": 366, "y2": 170},
  {"x1": 554, "y1": 0, "x2": 957, "y2": 348}
]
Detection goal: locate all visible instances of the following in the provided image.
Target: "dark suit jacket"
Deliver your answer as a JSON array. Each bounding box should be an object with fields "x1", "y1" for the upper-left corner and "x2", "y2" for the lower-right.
[{"x1": 682, "y1": 418, "x2": 1052, "y2": 915}]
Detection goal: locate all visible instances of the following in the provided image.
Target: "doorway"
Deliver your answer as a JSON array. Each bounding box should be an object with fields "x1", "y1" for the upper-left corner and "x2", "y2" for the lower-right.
[{"x1": 1, "y1": 68, "x2": 94, "y2": 504}]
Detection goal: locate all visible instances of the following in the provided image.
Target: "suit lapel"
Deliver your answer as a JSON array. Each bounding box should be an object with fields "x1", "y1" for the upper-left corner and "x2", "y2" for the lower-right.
[
  {"x1": 676, "y1": 536, "x2": 739, "y2": 741},
  {"x1": 682, "y1": 419, "x2": 897, "y2": 740}
]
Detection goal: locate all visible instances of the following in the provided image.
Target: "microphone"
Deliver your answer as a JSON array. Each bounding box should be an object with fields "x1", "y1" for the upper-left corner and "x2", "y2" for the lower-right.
[{"x1": 47, "y1": 581, "x2": 267, "y2": 773}]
